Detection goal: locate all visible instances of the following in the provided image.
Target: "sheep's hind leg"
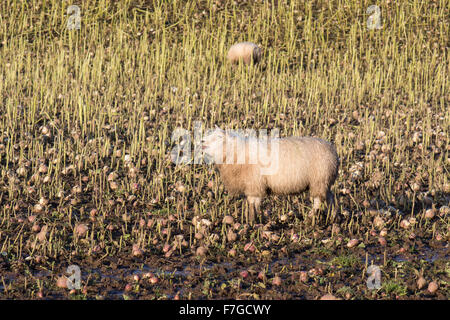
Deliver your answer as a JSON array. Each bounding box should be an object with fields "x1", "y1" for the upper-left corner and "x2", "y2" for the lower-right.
[
  {"x1": 326, "y1": 191, "x2": 335, "y2": 208},
  {"x1": 308, "y1": 197, "x2": 322, "y2": 217},
  {"x1": 309, "y1": 182, "x2": 328, "y2": 218},
  {"x1": 309, "y1": 191, "x2": 337, "y2": 222},
  {"x1": 246, "y1": 196, "x2": 261, "y2": 225},
  {"x1": 326, "y1": 190, "x2": 341, "y2": 222}
]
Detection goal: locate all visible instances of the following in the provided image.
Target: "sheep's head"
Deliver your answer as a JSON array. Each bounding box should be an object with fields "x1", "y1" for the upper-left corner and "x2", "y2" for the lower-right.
[{"x1": 202, "y1": 127, "x2": 226, "y2": 164}]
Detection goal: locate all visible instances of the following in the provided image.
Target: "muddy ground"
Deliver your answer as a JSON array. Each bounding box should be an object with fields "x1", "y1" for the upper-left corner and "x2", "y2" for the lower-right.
[{"x1": 1, "y1": 213, "x2": 448, "y2": 300}]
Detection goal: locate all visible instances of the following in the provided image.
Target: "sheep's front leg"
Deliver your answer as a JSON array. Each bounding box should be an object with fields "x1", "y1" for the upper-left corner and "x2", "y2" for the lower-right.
[{"x1": 246, "y1": 196, "x2": 261, "y2": 224}]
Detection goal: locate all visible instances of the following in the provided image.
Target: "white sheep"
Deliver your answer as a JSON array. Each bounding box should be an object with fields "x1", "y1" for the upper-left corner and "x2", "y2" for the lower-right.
[
  {"x1": 227, "y1": 42, "x2": 262, "y2": 65},
  {"x1": 202, "y1": 128, "x2": 339, "y2": 223}
]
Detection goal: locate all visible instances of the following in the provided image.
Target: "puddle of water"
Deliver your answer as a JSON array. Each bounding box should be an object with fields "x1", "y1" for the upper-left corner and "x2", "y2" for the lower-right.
[{"x1": 393, "y1": 246, "x2": 449, "y2": 263}]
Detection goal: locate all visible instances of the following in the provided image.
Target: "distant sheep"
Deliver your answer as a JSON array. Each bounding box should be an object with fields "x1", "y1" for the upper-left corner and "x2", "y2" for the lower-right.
[
  {"x1": 227, "y1": 42, "x2": 262, "y2": 65},
  {"x1": 202, "y1": 128, "x2": 339, "y2": 223}
]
